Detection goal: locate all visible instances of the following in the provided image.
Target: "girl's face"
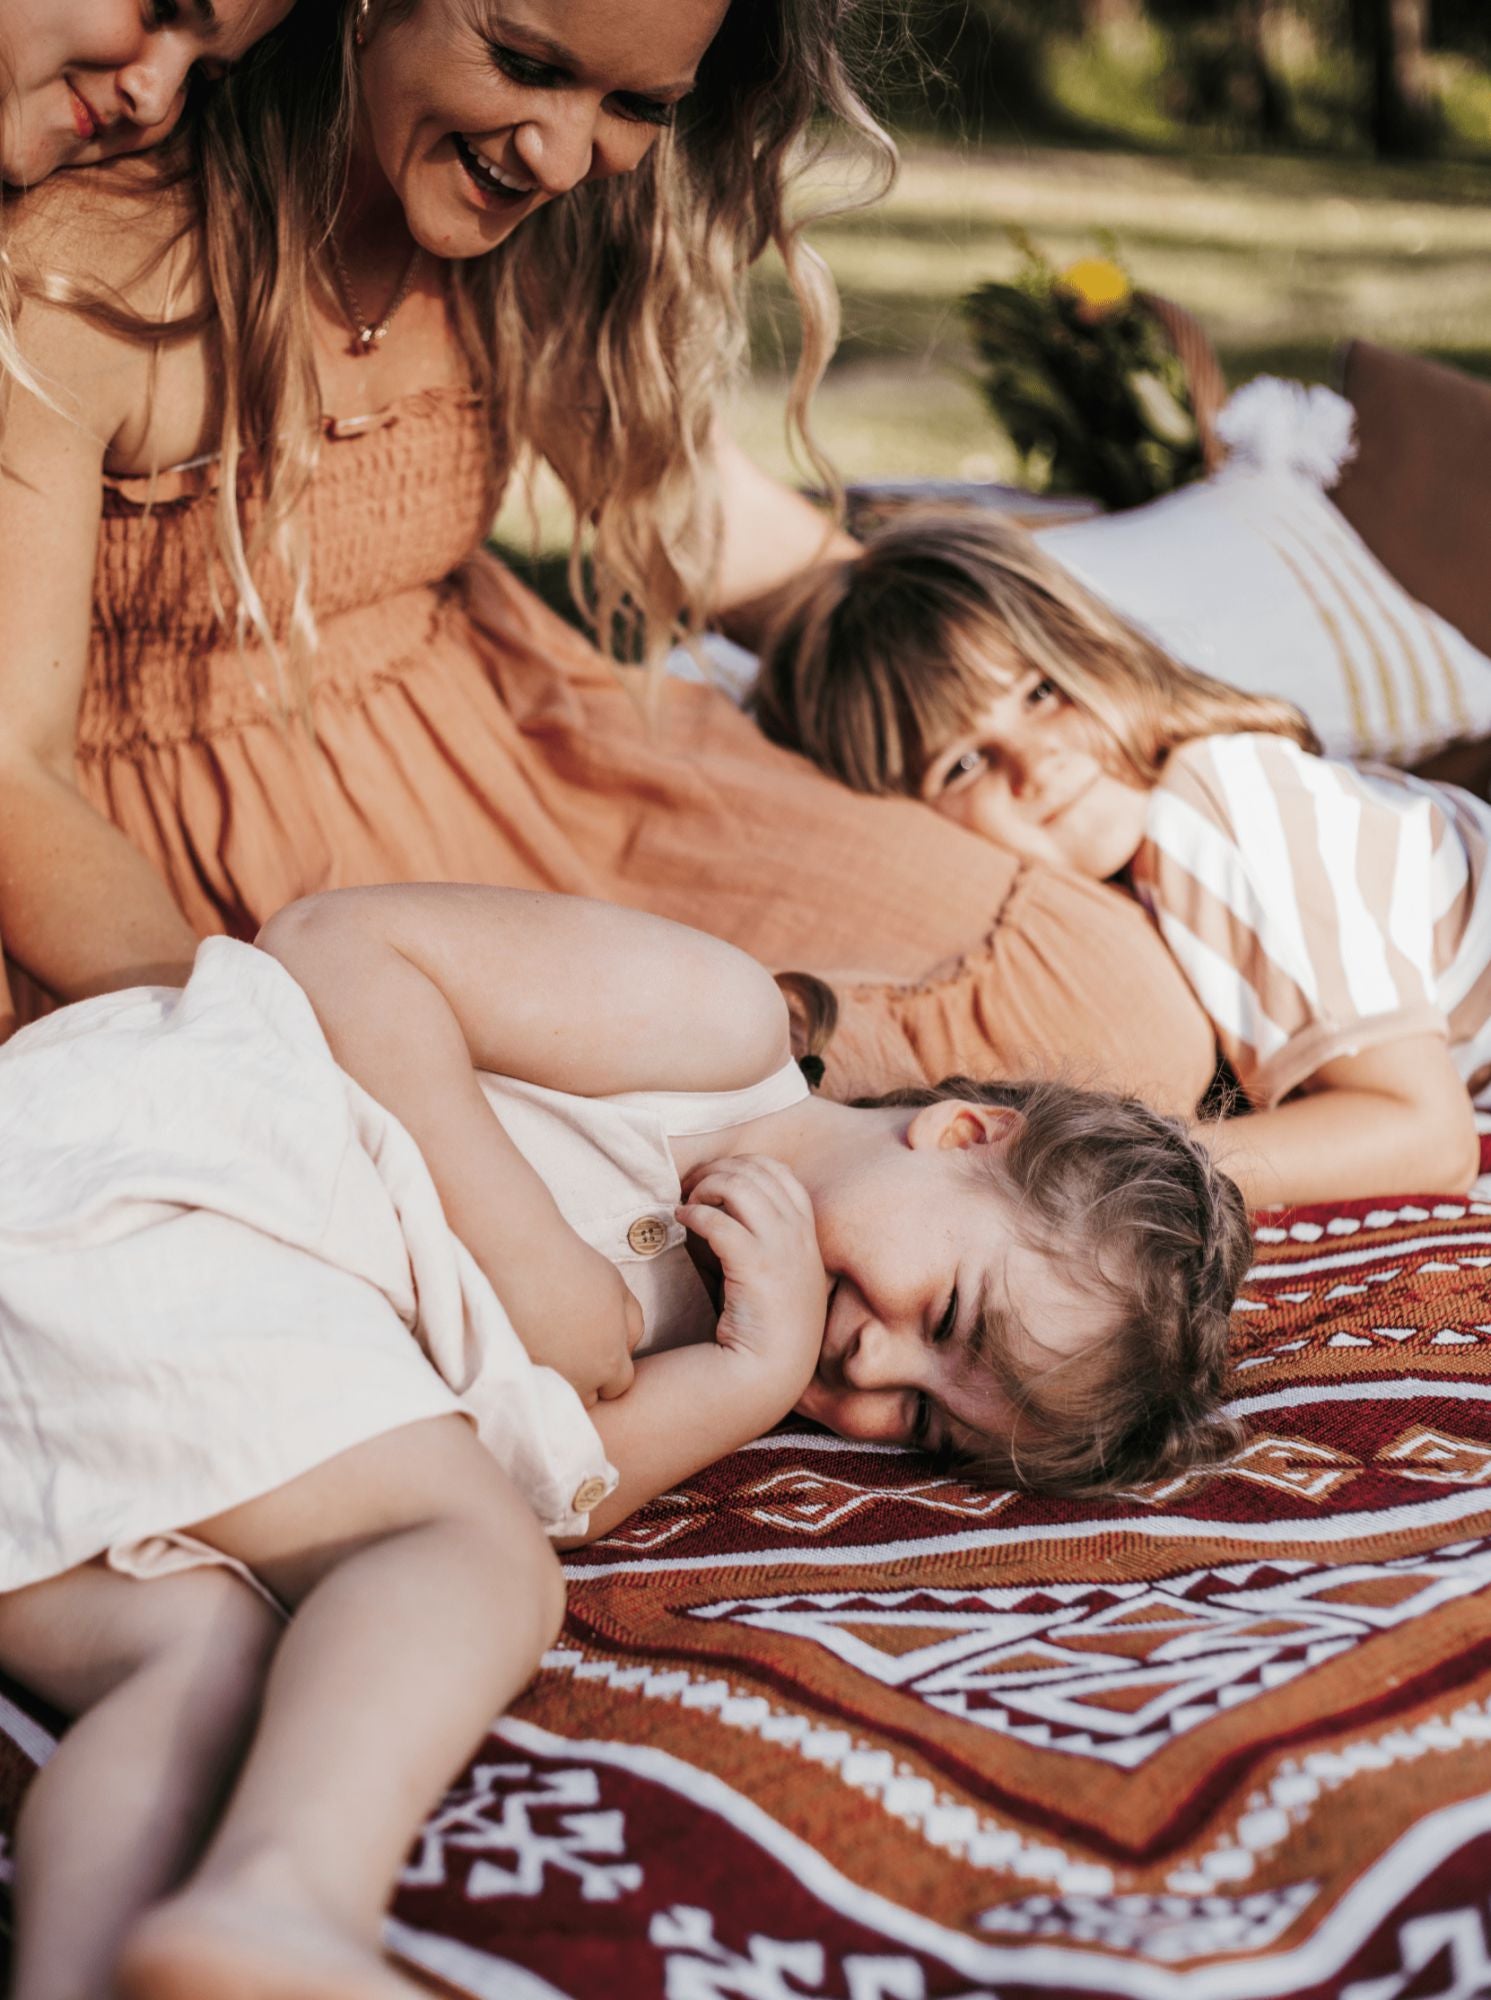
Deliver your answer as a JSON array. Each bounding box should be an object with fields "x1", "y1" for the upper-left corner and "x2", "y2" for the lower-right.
[
  {"x1": 793, "y1": 1101, "x2": 1115, "y2": 1458},
  {"x1": 921, "y1": 666, "x2": 1151, "y2": 881},
  {"x1": 0, "y1": 0, "x2": 292, "y2": 188},
  {"x1": 356, "y1": 0, "x2": 729, "y2": 259}
]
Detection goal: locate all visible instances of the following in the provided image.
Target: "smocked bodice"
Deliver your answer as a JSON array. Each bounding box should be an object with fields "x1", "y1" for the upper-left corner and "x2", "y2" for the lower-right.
[{"x1": 86, "y1": 388, "x2": 495, "y2": 754}]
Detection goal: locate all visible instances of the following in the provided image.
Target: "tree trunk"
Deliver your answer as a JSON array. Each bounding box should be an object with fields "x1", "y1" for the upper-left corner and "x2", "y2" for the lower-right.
[
  {"x1": 1241, "y1": 0, "x2": 1290, "y2": 140},
  {"x1": 1352, "y1": 0, "x2": 1436, "y2": 155}
]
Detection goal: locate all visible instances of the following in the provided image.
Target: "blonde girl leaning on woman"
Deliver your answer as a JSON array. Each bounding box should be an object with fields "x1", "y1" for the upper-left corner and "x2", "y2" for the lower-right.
[
  {"x1": 0, "y1": 0, "x2": 1218, "y2": 1111},
  {"x1": 0, "y1": 0, "x2": 294, "y2": 399}
]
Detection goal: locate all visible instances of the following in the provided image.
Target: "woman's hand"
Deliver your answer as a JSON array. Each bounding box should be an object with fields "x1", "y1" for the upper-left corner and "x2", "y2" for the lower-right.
[
  {"x1": 500, "y1": 1232, "x2": 643, "y2": 1407},
  {"x1": 676, "y1": 1154, "x2": 828, "y2": 1399}
]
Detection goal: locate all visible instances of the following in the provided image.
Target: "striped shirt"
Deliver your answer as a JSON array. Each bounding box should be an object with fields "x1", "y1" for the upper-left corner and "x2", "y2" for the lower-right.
[{"x1": 1128, "y1": 733, "x2": 1491, "y2": 1107}]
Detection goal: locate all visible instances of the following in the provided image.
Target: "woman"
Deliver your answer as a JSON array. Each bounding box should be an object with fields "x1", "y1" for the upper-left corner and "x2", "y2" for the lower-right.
[{"x1": 0, "y1": 0, "x2": 1216, "y2": 1110}]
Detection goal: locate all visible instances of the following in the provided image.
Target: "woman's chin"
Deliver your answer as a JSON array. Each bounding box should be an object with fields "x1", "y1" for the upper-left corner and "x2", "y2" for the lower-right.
[{"x1": 399, "y1": 176, "x2": 541, "y2": 260}]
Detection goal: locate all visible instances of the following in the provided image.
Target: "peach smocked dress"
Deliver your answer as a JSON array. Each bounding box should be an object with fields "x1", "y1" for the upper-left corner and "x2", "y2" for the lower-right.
[{"x1": 74, "y1": 386, "x2": 1214, "y2": 1108}]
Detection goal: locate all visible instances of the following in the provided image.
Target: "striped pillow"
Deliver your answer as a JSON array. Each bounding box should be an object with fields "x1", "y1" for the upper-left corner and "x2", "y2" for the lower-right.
[{"x1": 1039, "y1": 462, "x2": 1491, "y2": 766}]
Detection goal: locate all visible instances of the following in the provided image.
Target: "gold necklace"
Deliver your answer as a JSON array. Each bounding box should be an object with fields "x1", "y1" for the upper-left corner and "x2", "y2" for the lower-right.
[{"x1": 326, "y1": 234, "x2": 423, "y2": 357}]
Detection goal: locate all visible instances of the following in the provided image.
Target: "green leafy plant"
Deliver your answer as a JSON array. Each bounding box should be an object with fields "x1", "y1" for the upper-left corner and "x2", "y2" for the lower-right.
[{"x1": 963, "y1": 236, "x2": 1205, "y2": 509}]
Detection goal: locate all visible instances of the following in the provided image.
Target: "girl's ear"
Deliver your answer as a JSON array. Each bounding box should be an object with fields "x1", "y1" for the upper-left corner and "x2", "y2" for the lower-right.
[{"x1": 905, "y1": 1099, "x2": 1025, "y2": 1153}]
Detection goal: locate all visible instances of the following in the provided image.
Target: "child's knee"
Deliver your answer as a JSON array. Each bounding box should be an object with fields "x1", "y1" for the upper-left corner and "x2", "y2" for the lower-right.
[
  {"x1": 0, "y1": 1562, "x2": 278, "y2": 1722},
  {"x1": 450, "y1": 1498, "x2": 567, "y2": 1653},
  {"x1": 138, "y1": 1569, "x2": 280, "y2": 1714}
]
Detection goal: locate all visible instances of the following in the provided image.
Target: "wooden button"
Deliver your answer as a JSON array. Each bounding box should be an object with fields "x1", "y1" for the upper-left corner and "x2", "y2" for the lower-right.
[
  {"x1": 626, "y1": 1215, "x2": 669, "y2": 1256},
  {"x1": 572, "y1": 1476, "x2": 610, "y2": 1514}
]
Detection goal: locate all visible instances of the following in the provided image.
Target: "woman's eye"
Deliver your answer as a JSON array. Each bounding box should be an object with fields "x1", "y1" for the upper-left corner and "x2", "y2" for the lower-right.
[
  {"x1": 488, "y1": 44, "x2": 558, "y2": 87},
  {"x1": 935, "y1": 1289, "x2": 958, "y2": 1344},
  {"x1": 912, "y1": 1391, "x2": 933, "y2": 1447},
  {"x1": 611, "y1": 95, "x2": 677, "y2": 129},
  {"x1": 1027, "y1": 677, "x2": 1060, "y2": 708}
]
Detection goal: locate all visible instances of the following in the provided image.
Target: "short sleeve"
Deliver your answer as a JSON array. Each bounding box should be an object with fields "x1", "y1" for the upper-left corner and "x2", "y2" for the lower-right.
[{"x1": 1129, "y1": 734, "x2": 1449, "y2": 1107}]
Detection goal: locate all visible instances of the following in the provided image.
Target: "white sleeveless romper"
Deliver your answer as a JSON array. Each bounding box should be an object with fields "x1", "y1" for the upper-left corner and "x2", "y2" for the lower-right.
[{"x1": 0, "y1": 938, "x2": 807, "y2": 1592}]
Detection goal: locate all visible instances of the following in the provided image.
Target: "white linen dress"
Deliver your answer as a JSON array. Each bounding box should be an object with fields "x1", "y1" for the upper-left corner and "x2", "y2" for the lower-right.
[{"x1": 0, "y1": 937, "x2": 806, "y2": 1593}]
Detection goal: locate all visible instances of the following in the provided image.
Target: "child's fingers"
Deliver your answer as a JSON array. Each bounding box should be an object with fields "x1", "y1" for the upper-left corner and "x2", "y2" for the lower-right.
[
  {"x1": 683, "y1": 1156, "x2": 813, "y2": 1231},
  {"x1": 674, "y1": 1197, "x2": 753, "y2": 1264}
]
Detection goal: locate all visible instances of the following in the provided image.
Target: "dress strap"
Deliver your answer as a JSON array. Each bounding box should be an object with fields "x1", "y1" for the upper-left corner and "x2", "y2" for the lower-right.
[{"x1": 608, "y1": 1057, "x2": 809, "y2": 1138}]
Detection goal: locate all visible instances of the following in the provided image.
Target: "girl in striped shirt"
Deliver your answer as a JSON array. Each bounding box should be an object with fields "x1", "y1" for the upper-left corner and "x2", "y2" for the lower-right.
[{"x1": 754, "y1": 507, "x2": 1490, "y2": 1208}]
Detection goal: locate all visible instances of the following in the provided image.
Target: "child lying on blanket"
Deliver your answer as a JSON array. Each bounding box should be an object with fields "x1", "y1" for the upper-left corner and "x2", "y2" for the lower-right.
[
  {"x1": 753, "y1": 507, "x2": 1491, "y2": 1210},
  {"x1": 0, "y1": 885, "x2": 1247, "y2": 2000}
]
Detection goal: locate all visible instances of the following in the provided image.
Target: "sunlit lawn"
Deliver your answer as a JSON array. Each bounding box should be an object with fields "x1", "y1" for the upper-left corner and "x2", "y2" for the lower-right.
[{"x1": 497, "y1": 138, "x2": 1491, "y2": 549}]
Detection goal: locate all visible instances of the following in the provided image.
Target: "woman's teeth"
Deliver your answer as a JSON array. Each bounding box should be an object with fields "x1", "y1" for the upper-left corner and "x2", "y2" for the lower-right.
[{"x1": 454, "y1": 134, "x2": 536, "y2": 199}]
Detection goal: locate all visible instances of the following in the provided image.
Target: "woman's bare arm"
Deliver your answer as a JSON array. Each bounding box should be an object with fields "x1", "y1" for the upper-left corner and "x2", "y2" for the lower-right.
[
  {"x1": 0, "y1": 214, "x2": 202, "y2": 1001},
  {"x1": 708, "y1": 425, "x2": 859, "y2": 645}
]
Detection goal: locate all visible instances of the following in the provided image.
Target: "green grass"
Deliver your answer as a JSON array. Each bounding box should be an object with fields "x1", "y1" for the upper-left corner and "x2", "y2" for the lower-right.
[{"x1": 495, "y1": 137, "x2": 1491, "y2": 554}]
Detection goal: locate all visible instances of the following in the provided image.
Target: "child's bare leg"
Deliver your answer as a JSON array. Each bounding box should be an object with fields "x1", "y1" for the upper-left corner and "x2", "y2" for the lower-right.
[
  {"x1": 0, "y1": 1563, "x2": 278, "y2": 2000},
  {"x1": 117, "y1": 1415, "x2": 566, "y2": 2000}
]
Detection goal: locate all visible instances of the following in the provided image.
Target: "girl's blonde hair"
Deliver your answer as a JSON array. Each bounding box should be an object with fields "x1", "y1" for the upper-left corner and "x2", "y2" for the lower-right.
[
  {"x1": 778, "y1": 972, "x2": 1250, "y2": 1495},
  {"x1": 11, "y1": 0, "x2": 892, "y2": 679},
  {"x1": 753, "y1": 505, "x2": 1318, "y2": 796}
]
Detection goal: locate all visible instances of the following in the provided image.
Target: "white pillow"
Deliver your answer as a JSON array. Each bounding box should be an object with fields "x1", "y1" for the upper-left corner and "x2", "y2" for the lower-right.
[
  {"x1": 663, "y1": 629, "x2": 758, "y2": 703},
  {"x1": 1038, "y1": 379, "x2": 1491, "y2": 766}
]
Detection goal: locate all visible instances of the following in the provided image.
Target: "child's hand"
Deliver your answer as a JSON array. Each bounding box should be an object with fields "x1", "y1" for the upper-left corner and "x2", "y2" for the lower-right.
[
  {"x1": 500, "y1": 1237, "x2": 643, "y2": 1407},
  {"x1": 676, "y1": 1155, "x2": 828, "y2": 1399}
]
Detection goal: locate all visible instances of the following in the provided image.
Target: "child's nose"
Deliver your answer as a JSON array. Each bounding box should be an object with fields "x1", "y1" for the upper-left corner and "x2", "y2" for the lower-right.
[{"x1": 842, "y1": 1317, "x2": 909, "y2": 1390}]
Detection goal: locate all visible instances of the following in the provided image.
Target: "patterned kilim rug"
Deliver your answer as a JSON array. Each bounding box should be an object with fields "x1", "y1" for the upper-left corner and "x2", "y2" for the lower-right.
[{"x1": 9, "y1": 1169, "x2": 1491, "y2": 1998}]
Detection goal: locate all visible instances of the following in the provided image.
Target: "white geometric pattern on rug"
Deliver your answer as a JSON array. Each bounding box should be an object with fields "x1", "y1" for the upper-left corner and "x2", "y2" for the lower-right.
[
  {"x1": 979, "y1": 1883, "x2": 1318, "y2": 1961},
  {"x1": 690, "y1": 1537, "x2": 1491, "y2": 1770}
]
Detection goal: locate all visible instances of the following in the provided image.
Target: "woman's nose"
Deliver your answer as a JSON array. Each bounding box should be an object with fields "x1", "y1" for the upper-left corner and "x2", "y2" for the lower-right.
[
  {"x1": 115, "y1": 47, "x2": 191, "y2": 129},
  {"x1": 513, "y1": 101, "x2": 598, "y2": 196}
]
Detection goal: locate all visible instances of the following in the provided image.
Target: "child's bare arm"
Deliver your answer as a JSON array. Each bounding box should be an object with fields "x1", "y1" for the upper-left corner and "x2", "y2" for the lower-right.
[
  {"x1": 256, "y1": 887, "x2": 794, "y2": 1403},
  {"x1": 1196, "y1": 1034, "x2": 1480, "y2": 1207},
  {"x1": 566, "y1": 1153, "x2": 829, "y2": 1545}
]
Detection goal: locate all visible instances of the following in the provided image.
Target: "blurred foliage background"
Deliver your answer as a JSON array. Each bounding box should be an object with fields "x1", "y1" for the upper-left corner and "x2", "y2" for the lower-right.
[{"x1": 498, "y1": 0, "x2": 1491, "y2": 553}]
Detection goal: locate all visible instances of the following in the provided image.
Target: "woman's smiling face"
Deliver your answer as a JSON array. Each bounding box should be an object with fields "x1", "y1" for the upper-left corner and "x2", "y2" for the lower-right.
[
  {"x1": 355, "y1": 0, "x2": 729, "y2": 258},
  {"x1": 0, "y1": 0, "x2": 293, "y2": 188}
]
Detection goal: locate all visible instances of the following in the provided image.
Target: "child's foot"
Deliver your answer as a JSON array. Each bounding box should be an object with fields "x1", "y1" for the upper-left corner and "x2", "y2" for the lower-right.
[{"x1": 116, "y1": 1880, "x2": 427, "y2": 2000}]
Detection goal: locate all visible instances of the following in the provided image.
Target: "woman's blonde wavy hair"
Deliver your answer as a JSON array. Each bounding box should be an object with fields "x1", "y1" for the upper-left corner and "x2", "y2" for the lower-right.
[
  {"x1": 753, "y1": 504, "x2": 1319, "y2": 796},
  {"x1": 11, "y1": 0, "x2": 893, "y2": 684}
]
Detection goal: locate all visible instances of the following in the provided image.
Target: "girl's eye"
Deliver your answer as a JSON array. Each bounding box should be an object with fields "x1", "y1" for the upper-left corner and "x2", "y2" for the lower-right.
[
  {"x1": 1027, "y1": 677, "x2": 1060, "y2": 708},
  {"x1": 912, "y1": 1391, "x2": 933, "y2": 1448},
  {"x1": 935, "y1": 1289, "x2": 958, "y2": 1344},
  {"x1": 940, "y1": 748, "x2": 988, "y2": 792}
]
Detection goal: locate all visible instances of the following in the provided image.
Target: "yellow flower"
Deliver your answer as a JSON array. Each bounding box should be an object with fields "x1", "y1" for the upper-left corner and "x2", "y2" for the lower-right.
[{"x1": 1059, "y1": 256, "x2": 1131, "y2": 320}]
